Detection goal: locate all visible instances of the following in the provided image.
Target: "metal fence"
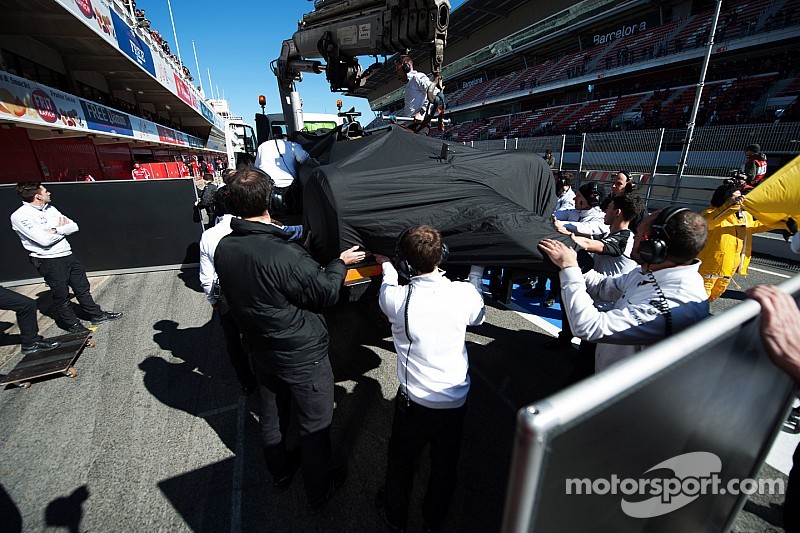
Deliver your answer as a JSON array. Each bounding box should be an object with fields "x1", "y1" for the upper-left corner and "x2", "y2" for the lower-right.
[{"x1": 464, "y1": 122, "x2": 800, "y2": 178}]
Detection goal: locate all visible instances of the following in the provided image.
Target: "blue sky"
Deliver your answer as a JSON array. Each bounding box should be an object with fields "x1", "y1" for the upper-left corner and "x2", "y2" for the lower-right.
[{"x1": 139, "y1": 0, "x2": 464, "y2": 126}]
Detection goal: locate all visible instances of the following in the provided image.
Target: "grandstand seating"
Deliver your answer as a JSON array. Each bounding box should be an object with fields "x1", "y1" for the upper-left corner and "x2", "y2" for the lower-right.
[
  {"x1": 399, "y1": 0, "x2": 800, "y2": 144},
  {"x1": 702, "y1": 73, "x2": 778, "y2": 124},
  {"x1": 442, "y1": 0, "x2": 792, "y2": 113},
  {"x1": 777, "y1": 75, "x2": 800, "y2": 96},
  {"x1": 441, "y1": 70, "x2": 798, "y2": 141}
]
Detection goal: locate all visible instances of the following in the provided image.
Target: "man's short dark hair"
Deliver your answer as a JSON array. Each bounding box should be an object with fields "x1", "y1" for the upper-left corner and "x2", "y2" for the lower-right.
[
  {"x1": 710, "y1": 183, "x2": 738, "y2": 208},
  {"x1": 611, "y1": 193, "x2": 644, "y2": 222},
  {"x1": 395, "y1": 54, "x2": 413, "y2": 68},
  {"x1": 664, "y1": 210, "x2": 708, "y2": 263},
  {"x1": 221, "y1": 168, "x2": 235, "y2": 186},
  {"x1": 400, "y1": 225, "x2": 443, "y2": 274},
  {"x1": 226, "y1": 167, "x2": 272, "y2": 218},
  {"x1": 203, "y1": 173, "x2": 214, "y2": 182},
  {"x1": 16, "y1": 182, "x2": 42, "y2": 202}
]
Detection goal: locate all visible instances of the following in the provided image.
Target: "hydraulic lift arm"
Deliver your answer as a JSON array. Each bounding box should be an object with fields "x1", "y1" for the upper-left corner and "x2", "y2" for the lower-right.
[{"x1": 273, "y1": 0, "x2": 450, "y2": 137}]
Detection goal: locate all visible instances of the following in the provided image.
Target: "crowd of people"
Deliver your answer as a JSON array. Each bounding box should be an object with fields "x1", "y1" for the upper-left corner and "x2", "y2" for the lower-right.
[
  {"x1": 192, "y1": 138, "x2": 800, "y2": 529},
  {"x1": 2, "y1": 135, "x2": 798, "y2": 530},
  {"x1": 120, "y1": 0, "x2": 195, "y2": 83}
]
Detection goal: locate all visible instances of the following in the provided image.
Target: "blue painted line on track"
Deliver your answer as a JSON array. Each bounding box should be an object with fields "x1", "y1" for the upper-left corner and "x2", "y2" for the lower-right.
[{"x1": 481, "y1": 278, "x2": 563, "y2": 330}]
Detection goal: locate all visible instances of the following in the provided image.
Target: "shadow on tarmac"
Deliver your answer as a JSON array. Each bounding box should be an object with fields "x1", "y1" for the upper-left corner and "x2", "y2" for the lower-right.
[
  {"x1": 44, "y1": 485, "x2": 89, "y2": 533},
  {"x1": 141, "y1": 286, "x2": 584, "y2": 532},
  {"x1": 0, "y1": 483, "x2": 22, "y2": 533}
]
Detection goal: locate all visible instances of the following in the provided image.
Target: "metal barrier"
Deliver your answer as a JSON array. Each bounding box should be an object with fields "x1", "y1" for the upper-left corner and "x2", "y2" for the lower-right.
[
  {"x1": 502, "y1": 273, "x2": 800, "y2": 532},
  {"x1": 466, "y1": 121, "x2": 800, "y2": 184}
]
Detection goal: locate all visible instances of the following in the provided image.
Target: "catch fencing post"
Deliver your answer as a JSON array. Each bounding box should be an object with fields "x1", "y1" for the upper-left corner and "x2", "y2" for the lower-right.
[{"x1": 578, "y1": 133, "x2": 587, "y2": 179}]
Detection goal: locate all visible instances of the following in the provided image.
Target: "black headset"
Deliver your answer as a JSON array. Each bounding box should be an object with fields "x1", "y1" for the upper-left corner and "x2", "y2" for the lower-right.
[
  {"x1": 394, "y1": 226, "x2": 450, "y2": 280},
  {"x1": 581, "y1": 182, "x2": 602, "y2": 207},
  {"x1": 638, "y1": 207, "x2": 689, "y2": 265},
  {"x1": 619, "y1": 170, "x2": 638, "y2": 193},
  {"x1": 401, "y1": 60, "x2": 412, "y2": 74}
]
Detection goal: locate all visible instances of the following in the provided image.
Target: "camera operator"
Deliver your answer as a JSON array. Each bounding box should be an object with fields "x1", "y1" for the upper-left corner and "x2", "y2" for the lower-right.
[
  {"x1": 539, "y1": 207, "x2": 710, "y2": 372},
  {"x1": 372, "y1": 225, "x2": 485, "y2": 533}
]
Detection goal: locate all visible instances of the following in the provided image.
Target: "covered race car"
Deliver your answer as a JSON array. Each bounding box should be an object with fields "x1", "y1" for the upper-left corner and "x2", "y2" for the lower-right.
[{"x1": 298, "y1": 126, "x2": 568, "y2": 295}]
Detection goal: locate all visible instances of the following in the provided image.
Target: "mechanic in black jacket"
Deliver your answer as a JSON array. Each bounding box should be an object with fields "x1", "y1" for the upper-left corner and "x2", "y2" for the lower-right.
[{"x1": 214, "y1": 167, "x2": 366, "y2": 511}]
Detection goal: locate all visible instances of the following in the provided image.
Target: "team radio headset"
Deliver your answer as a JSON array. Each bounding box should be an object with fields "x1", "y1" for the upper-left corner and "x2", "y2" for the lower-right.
[
  {"x1": 617, "y1": 170, "x2": 638, "y2": 194},
  {"x1": 393, "y1": 226, "x2": 449, "y2": 408},
  {"x1": 637, "y1": 206, "x2": 689, "y2": 337}
]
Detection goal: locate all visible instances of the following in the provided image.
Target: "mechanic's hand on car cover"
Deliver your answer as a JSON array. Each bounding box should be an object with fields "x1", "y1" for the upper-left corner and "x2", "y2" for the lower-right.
[
  {"x1": 339, "y1": 245, "x2": 367, "y2": 266},
  {"x1": 538, "y1": 238, "x2": 579, "y2": 270}
]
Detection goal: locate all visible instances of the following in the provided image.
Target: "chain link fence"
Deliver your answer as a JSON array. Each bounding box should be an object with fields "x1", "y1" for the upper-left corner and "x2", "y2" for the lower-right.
[{"x1": 465, "y1": 122, "x2": 800, "y2": 177}]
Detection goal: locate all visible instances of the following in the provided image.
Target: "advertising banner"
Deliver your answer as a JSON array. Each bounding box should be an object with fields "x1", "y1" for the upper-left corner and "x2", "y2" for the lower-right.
[
  {"x1": 175, "y1": 131, "x2": 190, "y2": 147},
  {"x1": 173, "y1": 75, "x2": 197, "y2": 109},
  {"x1": 581, "y1": 12, "x2": 661, "y2": 48},
  {"x1": 80, "y1": 100, "x2": 134, "y2": 136},
  {"x1": 458, "y1": 75, "x2": 486, "y2": 91},
  {"x1": 156, "y1": 125, "x2": 179, "y2": 145},
  {"x1": 54, "y1": 0, "x2": 117, "y2": 46},
  {"x1": 152, "y1": 52, "x2": 178, "y2": 95},
  {"x1": 0, "y1": 72, "x2": 213, "y2": 152},
  {"x1": 57, "y1": 1, "x2": 223, "y2": 130},
  {"x1": 130, "y1": 116, "x2": 160, "y2": 143},
  {"x1": 0, "y1": 72, "x2": 87, "y2": 131},
  {"x1": 110, "y1": 9, "x2": 156, "y2": 77}
]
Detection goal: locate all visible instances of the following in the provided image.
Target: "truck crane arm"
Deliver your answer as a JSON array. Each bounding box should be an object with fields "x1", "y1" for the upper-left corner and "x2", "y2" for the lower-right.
[{"x1": 273, "y1": 0, "x2": 449, "y2": 137}]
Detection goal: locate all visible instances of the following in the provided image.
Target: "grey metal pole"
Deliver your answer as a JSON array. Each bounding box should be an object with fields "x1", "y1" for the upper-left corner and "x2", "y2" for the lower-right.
[
  {"x1": 166, "y1": 0, "x2": 183, "y2": 67},
  {"x1": 207, "y1": 69, "x2": 215, "y2": 99},
  {"x1": 673, "y1": 0, "x2": 723, "y2": 202},
  {"x1": 646, "y1": 128, "x2": 666, "y2": 207},
  {"x1": 192, "y1": 40, "x2": 204, "y2": 96},
  {"x1": 559, "y1": 134, "x2": 566, "y2": 172},
  {"x1": 578, "y1": 133, "x2": 586, "y2": 178}
]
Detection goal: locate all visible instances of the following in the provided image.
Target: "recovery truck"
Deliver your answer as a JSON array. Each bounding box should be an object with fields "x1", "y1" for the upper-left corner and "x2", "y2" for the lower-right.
[
  {"x1": 266, "y1": 0, "x2": 452, "y2": 291},
  {"x1": 271, "y1": 0, "x2": 450, "y2": 139}
]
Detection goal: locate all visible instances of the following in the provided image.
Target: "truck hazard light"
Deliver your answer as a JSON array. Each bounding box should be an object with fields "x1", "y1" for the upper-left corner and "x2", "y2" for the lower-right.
[{"x1": 344, "y1": 264, "x2": 383, "y2": 286}]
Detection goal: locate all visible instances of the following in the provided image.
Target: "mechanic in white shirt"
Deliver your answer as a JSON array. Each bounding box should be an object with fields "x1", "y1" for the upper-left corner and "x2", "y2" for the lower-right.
[
  {"x1": 10, "y1": 182, "x2": 121, "y2": 333},
  {"x1": 254, "y1": 134, "x2": 311, "y2": 189},
  {"x1": 554, "y1": 182, "x2": 610, "y2": 237},
  {"x1": 395, "y1": 55, "x2": 432, "y2": 119},
  {"x1": 372, "y1": 225, "x2": 485, "y2": 533},
  {"x1": 540, "y1": 207, "x2": 710, "y2": 373},
  {"x1": 254, "y1": 133, "x2": 316, "y2": 217}
]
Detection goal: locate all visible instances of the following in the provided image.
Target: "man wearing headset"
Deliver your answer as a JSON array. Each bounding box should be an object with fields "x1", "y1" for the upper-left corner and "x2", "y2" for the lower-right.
[
  {"x1": 395, "y1": 55, "x2": 432, "y2": 120},
  {"x1": 539, "y1": 207, "x2": 710, "y2": 372},
  {"x1": 254, "y1": 132, "x2": 317, "y2": 217},
  {"x1": 553, "y1": 182, "x2": 610, "y2": 238},
  {"x1": 372, "y1": 225, "x2": 485, "y2": 533},
  {"x1": 600, "y1": 171, "x2": 646, "y2": 232}
]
